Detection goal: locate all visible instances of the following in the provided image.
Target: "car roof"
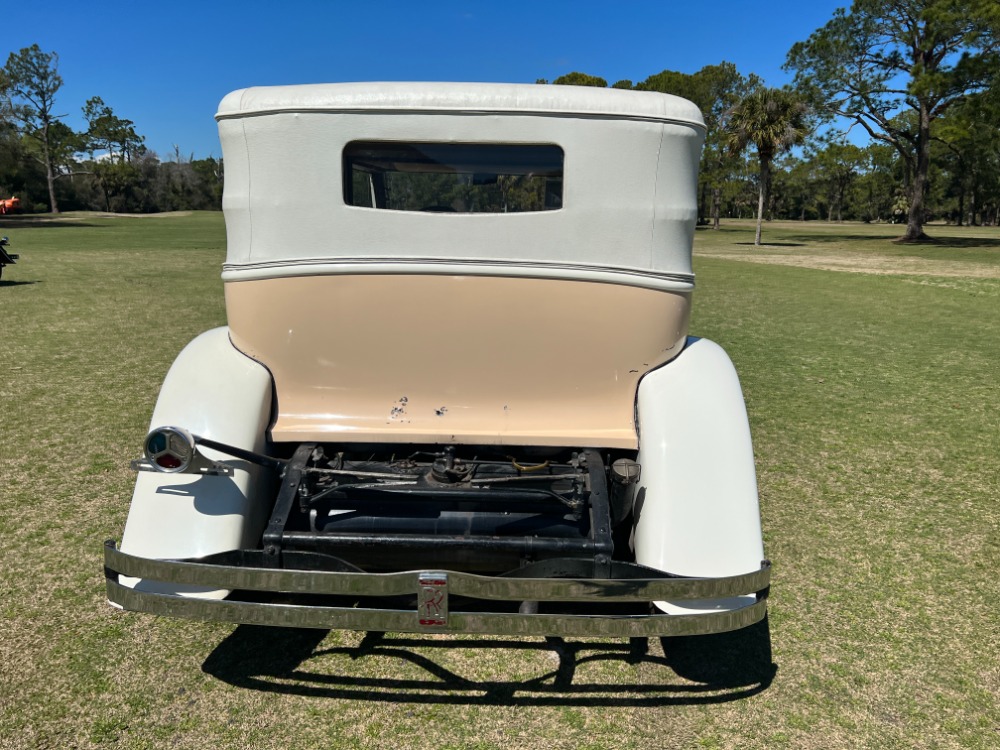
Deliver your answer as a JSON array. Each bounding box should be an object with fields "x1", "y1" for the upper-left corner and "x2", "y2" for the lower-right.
[
  {"x1": 217, "y1": 81, "x2": 704, "y2": 287},
  {"x1": 217, "y1": 82, "x2": 705, "y2": 129}
]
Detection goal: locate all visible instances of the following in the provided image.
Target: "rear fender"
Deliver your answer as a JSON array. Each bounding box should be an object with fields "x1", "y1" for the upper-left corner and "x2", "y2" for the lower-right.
[
  {"x1": 119, "y1": 327, "x2": 274, "y2": 599},
  {"x1": 634, "y1": 337, "x2": 764, "y2": 614}
]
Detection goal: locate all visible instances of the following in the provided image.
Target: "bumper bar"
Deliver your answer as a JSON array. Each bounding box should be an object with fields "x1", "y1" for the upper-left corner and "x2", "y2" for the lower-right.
[{"x1": 104, "y1": 541, "x2": 770, "y2": 637}]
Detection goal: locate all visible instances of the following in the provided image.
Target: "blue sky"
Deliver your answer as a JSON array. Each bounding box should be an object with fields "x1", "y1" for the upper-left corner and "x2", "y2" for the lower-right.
[{"x1": 5, "y1": 1, "x2": 848, "y2": 160}]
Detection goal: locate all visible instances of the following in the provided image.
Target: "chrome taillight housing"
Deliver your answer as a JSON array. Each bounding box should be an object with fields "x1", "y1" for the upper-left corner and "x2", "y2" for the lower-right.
[{"x1": 142, "y1": 426, "x2": 197, "y2": 473}]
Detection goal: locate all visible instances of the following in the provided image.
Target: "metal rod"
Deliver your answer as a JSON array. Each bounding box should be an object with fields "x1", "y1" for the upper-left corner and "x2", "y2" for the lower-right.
[
  {"x1": 262, "y1": 443, "x2": 315, "y2": 562},
  {"x1": 280, "y1": 530, "x2": 611, "y2": 557}
]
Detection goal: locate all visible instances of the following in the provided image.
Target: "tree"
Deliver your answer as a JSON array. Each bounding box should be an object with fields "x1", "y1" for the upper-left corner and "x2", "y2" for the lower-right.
[
  {"x1": 638, "y1": 63, "x2": 760, "y2": 228},
  {"x1": 727, "y1": 87, "x2": 810, "y2": 245},
  {"x1": 773, "y1": 154, "x2": 820, "y2": 221},
  {"x1": 808, "y1": 137, "x2": 867, "y2": 221},
  {"x1": 934, "y1": 89, "x2": 1000, "y2": 225},
  {"x1": 82, "y1": 96, "x2": 146, "y2": 211},
  {"x1": 853, "y1": 143, "x2": 902, "y2": 222},
  {"x1": 84, "y1": 97, "x2": 143, "y2": 162},
  {"x1": 0, "y1": 66, "x2": 9, "y2": 123},
  {"x1": 3, "y1": 45, "x2": 65, "y2": 213},
  {"x1": 786, "y1": 0, "x2": 1000, "y2": 241},
  {"x1": 0, "y1": 68, "x2": 19, "y2": 197},
  {"x1": 551, "y1": 72, "x2": 608, "y2": 87}
]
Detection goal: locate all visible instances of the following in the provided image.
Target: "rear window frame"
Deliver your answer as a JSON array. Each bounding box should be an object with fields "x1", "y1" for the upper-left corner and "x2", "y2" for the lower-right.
[{"x1": 343, "y1": 141, "x2": 565, "y2": 214}]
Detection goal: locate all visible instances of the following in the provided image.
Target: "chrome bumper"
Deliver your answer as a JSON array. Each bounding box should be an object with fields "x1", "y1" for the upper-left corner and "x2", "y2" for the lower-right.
[{"x1": 104, "y1": 541, "x2": 770, "y2": 637}]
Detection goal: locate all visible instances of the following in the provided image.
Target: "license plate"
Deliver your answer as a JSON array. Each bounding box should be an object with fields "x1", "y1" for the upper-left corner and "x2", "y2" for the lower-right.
[{"x1": 417, "y1": 572, "x2": 449, "y2": 628}]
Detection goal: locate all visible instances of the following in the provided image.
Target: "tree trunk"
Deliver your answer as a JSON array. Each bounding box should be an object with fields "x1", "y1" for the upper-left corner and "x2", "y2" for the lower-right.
[
  {"x1": 755, "y1": 158, "x2": 770, "y2": 246},
  {"x1": 42, "y1": 122, "x2": 59, "y2": 214},
  {"x1": 45, "y1": 165, "x2": 59, "y2": 214},
  {"x1": 711, "y1": 186, "x2": 721, "y2": 230},
  {"x1": 901, "y1": 105, "x2": 932, "y2": 241},
  {"x1": 967, "y1": 168, "x2": 978, "y2": 226}
]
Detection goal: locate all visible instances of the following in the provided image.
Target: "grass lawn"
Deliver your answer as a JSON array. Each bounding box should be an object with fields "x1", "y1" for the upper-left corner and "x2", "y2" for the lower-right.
[{"x1": 0, "y1": 213, "x2": 997, "y2": 749}]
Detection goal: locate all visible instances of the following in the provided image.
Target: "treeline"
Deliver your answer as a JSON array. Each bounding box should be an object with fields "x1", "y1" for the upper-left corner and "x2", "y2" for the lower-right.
[
  {"x1": 547, "y1": 1, "x2": 1000, "y2": 243},
  {"x1": 3, "y1": 1, "x2": 998, "y2": 245},
  {"x1": 0, "y1": 45, "x2": 222, "y2": 214},
  {"x1": 546, "y1": 66, "x2": 998, "y2": 232}
]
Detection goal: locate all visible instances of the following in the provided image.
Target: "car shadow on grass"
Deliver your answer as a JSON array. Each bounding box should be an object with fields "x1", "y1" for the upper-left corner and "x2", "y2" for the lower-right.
[
  {"x1": 776, "y1": 232, "x2": 1000, "y2": 249},
  {"x1": 0, "y1": 218, "x2": 95, "y2": 229},
  {"x1": 734, "y1": 241, "x2": 806, "y2": 247},
  {"x1": 921, "y1": 236, "x2": 1000, "y2": 249},
  {"x1": 201, "y1": 617, "x2": 776, "y2": 706}
]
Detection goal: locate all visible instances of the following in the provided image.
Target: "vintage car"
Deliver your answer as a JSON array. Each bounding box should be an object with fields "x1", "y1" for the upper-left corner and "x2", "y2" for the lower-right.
[{"x1": 104, "y1": 82, "x2": 769, "y2": 637}]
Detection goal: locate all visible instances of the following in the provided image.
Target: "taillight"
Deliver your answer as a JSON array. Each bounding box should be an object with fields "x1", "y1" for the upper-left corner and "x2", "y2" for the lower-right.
[{"x1": 143, "y1": 426, "x2": 197, "y2": 473}]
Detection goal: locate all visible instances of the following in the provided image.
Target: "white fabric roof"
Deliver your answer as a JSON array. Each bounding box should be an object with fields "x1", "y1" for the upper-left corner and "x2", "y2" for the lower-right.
[
  {"x1": 217, "y1": 83, "x2": 705, "y2": 287},
  {"x1": 216, "y1": 82, "x2": 705, "y2": 127}
]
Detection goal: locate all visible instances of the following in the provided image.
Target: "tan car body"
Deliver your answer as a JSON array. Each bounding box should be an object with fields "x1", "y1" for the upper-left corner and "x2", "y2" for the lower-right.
[
  {"x1": 227, "y1": 275, "x2": 690, "y2": 448},
  {"x1": 215, "y1": 82, "x2": 705, "y2": 447}
]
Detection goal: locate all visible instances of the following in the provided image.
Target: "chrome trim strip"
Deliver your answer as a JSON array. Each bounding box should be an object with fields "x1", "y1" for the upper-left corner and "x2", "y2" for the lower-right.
[
  {"x1": 107, "y1": 580, "x2": 766, "y2": 637},
  {"x1": 215, "y1": 107, "x2": 706, "y2": 131},
  {"x1": 105, "y1": 544, "x2": 770, "y2": 603},
  {"x1": 220, "y1": 258, "x2": 695, "y2": 293}
]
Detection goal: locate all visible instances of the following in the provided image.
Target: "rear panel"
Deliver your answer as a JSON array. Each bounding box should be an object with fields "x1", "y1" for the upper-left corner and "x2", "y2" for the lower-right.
[{"x1": 226, "y1": 274, "x2": 690, "y2": 448}]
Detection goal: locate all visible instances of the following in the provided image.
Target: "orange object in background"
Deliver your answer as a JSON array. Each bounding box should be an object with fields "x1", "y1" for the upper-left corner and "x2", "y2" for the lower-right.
[{"x1": 0, "y1": 196, "x2": 21, "y2": 214}]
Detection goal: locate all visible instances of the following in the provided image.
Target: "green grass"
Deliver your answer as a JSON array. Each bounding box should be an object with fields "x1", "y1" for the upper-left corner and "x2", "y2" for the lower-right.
[{"x1": 1, "y1": 213, "x2": 998, "y2": 749}]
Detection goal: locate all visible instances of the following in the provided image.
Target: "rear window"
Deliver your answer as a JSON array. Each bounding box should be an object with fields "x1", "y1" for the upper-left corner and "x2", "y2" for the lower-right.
[{"x1": 344, "y1": 142, "x2": 563, "y2": 213}]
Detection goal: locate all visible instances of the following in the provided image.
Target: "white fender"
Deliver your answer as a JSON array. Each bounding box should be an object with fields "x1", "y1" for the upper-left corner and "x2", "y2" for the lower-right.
[
  {"x1": 119, "y1": 327, "x2": 274, "y2": 599},
  {"x1": 634, "y1": 337, "x2": 764, "y2": 614}
]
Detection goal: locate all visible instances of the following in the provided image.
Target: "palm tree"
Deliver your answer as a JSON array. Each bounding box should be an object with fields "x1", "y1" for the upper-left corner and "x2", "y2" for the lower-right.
[{"x1": 728, "y1": 87, "x2": 810, "y2": 246}]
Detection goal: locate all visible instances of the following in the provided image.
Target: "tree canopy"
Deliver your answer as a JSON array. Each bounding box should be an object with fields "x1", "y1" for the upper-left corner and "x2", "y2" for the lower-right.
[
  {"x1": 637, "y1": 63, "x2": 760, "y2": 228},
  {"x1": 3, "y1": 45, "x2": 65, "y2": 212},
  {"x1": 2, "y1": 13, "x2": 999, "y2": 227},
  {"x1": 786, "y1": 0, "x2": 1000, "y2": 240},
  {"x1": 0, "y1": 46, "x2": 222, "y2": 214},
  {"x1": 550, "y1": 72, "x2": 609, "y2": 87},
  {"x1": 727, "y1": 87, "x2": 810, "y2": 245}
]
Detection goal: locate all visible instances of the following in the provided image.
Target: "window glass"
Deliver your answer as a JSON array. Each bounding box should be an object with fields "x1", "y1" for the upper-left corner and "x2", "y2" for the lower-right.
[{"x1": 344, "y1": 142, "x2": 563, "y2": 213}]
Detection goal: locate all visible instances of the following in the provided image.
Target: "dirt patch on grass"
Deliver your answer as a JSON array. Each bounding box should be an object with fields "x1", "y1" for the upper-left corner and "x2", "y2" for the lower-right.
[
  {"x1": 700, "y1": 250, "x2": 1000, "y2": 279},
  {"x1": 1, "y1": 211, "x2": 194, "y2": 223},
  {"x1": 66, "y1": 211, "x2": 195, "y2": 219}
]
